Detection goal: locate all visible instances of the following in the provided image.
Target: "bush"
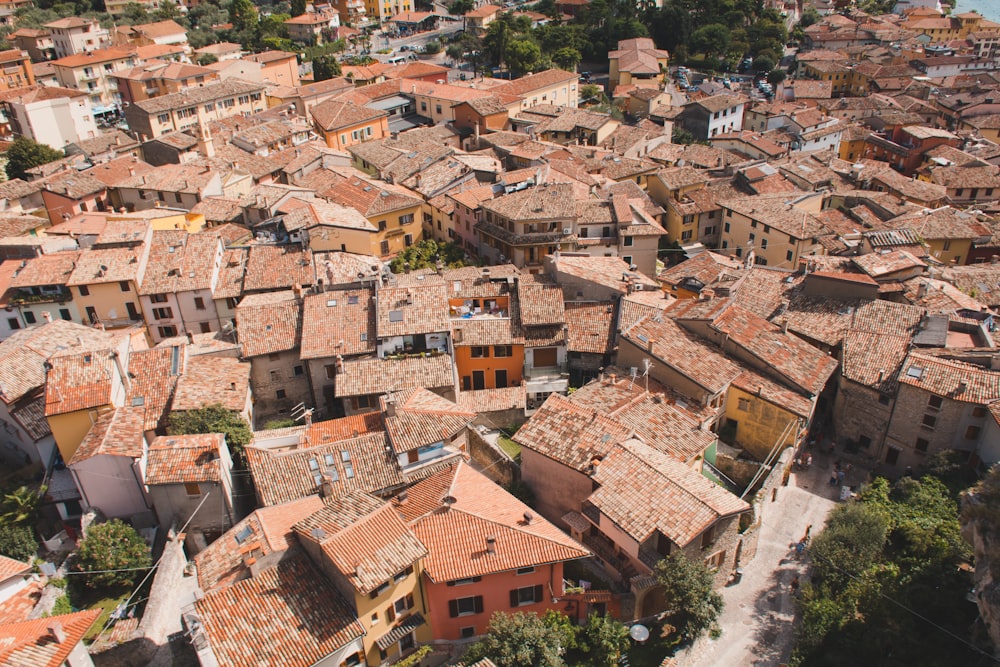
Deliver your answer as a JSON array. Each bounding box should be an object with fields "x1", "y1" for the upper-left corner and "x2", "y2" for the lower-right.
[
  {"x1": 168, "y1": 404, "x2": 251, "y2": 464},
  {"x1": 0, "y1": 523, "x2": 38, "y2": 561},
  {"x1": 48, "y1": 594, "x2": 73, "y2": 616},
  {"x1": 75, "y1": 520, "x2": 151, "y2": 589},
  {"x1": 423, "y1": 40, "x2": 441, "y2": 55},
  {"x1": 4, "y1": 136, "x2": 63, "y2": 181},
  {"x1": 263, "y1": 418, "x2": 299, "y2": 430}
]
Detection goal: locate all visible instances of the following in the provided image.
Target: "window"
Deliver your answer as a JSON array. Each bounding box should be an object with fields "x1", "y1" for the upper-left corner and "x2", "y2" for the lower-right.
[
  {"x1": 326, "y1": 364, "x2": 337, "y2": 379},
  {"x1": 7, "y1": 318, "x2": 18, "y2": 330},
  {"x1": 194, "y1": 297, "x2": 205, "y2": 310},
  {"x1": 471, "y1": 346, "x2": 488, "y2": 358},
  {"x1": 623, "y1": 236, "x2": 633, "y2": 247},
  {"x1": 737, "y1": 398, "x2": 750, "y2": 411},
  {"x1": 371, "y1": 612, "x2": 379, "y2": 626},
  {"x1": 449, "y1": 596, "x2": 484, "y2": 617},
  {"x1": 276, "y1": 389, "x2": 286, "y2": 399},
  {"x1": 399, "y1": 213, "x2": 414, "y2": 225},
  {"x1": 724, "y1": 222, "x2": 730, "y2": 232},
  {"x1": 761, "y1": 239, "x2": 768, "y2": 249},
  {"x1": 405, "y1": 234, "x2": 413, "y2": 247},
  {"x1": 927, "y1": 395, "x2": 942, "y2": 410},
  {"x1": 158, "y1": 325, "x2": 177, "y2": 338},
  {"x1": 152, "y1": 307, "x2": 173, "y2": 320},
  {"x1": 184, "y1": 482, "x2": 200, "y2": 496},
  {"x1": 460, "y1": 626, "x2": 476, "y2": 638},
  {"x1": 681, "y1": 230, "x2": 692, "y2": 241},
  {"x1": 704, "y1": 549, "x2": 726, "y2": 572},
  {"x1": 120, "y1": 281, "x2": 130, "y2": 292},
  {"x1": 622, "y1": 255, "x2": 632, "y2": 266},
  {"x1": 973, "y1": 406, "x2": 988, "y2": 418},
  {"x1": 494, "y1": 345, "x2": 512, "y2": 357},
  {"x1": 151, "y1": 293, "x2": 168, "y2": 303},
  {"x1": 447, "y1": 576, "x2": 482, "y2": 586},
  {"x1": 60, "y1": 309, "x2": 71, "y2": 321},
  {"x1": 516, "y1": 567, "x2": 535, "y2": 575},
  {"x1": 270, "y1": 369, "x2": 281, "y2": 382},
  {"x1": 200, "y1": 322, "x2": 211, "y2": 333},
  {"x1": 966, "y1": 425, "x2": 982, "y2": 440},
  {"x1": 922, "y1": 414, "x2": 937, "y2": 429},
  {"x1": 915, "y1": 438, "x2": 929, "y2": 453},
  {"x1": 393, "y1": 593, "x2": 415, "y2": 615},
  {"x1": 858, "y1": 435, "x2": 871, "y2": 449},
  {"x1": 786, "y1": 250, "x2": 793, "y2": 262},
  {"x1": 394, "y1": 565, "x2": 414, "y2": 583},
  {"x1": 78, "y1": 285, "x2": 90, "y2": 296},
  {"x1": 23, "y1": 311, "x2": 35, "y2": 324},
  {"x1": 510, "y1": 585, "x2": 543, "y2": 607},
  {"x1": 157, "y1": 113, "x2": 170, "y2": 124},
  {"x1": 878, "y1": 395, "x2": 891, "y2": 406},
  {"x1": 293, "y1": 365, "x2": 304, "y2": 376},
  {"x1": 436, "y1": 104, "x2": 442, "y2": 114}
]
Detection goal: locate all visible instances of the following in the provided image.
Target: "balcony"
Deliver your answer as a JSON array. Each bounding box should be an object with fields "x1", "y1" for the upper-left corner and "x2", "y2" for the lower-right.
[
  {"x1": 524, "y1": 366, "x2": 568, "y2": 396},
  {"x1": 9, "y1": 288, "x2": 71, "y2": 306}
]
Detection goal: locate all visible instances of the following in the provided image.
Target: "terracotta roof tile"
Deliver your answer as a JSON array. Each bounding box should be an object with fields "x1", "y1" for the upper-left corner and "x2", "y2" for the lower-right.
[
  {"x1": 194, "y1": 495, "x2": 324, "y2": 590},
  {"x1": 0, "y1": 555, "x2": 30, "y2": 583},
  {"x1": 898, "y1": 351, "x2": 1000, "y2": 404},
  {"x1": 138, "y1": 230, "x2": 221, "y2": 295},
  {"x1": 456, "y1": 385, "x2": 526, "y2": 413},
  {"x1": 405, "y1": 462, "x2": 588, "y2": 582},
  {"x1": 0, "y1": 610, "x2": 101, "y2": 667},
  {"x1": 334, "y1": 354, "x2": 455, "y2": 398},
  {"x1": 66, "y1": 246, "x2": 143, "y2": 286},
  {"x1": 295, "y1": 491, "x2": 426, "y2": 594},
  {"x1": 145, "y1": 433, "x2": 226, "y2": 485},
  {"x1": 382, "y1": 388, "x2": 473, "y2": 453},
  {"x1": 44, "y1": 348, "x2": 117, "y2": 416},
  {"x1": 376, "y1": 279, "x2": 450, "y2": 337},
  {"x1": 125, "y1": 345, "x2": 183, "y2": 431},
  {"x1": 514, "y1": 393, "x2": 632, "y2": 471},
  {"x1": 589, "y1": 438, "x2": 749, "y2": 547},
  {"x1": 213, "y1": 248, "x2": 246, "y2": 300},
  {"x1": 243, "y1": 244, "x2": 314, "y2": 293},
  {"x1": 193, "y1": 553, "x2": 365, "y2": 667},
  {"x1": 172, "y1": 355, "x2": 250, "y2": 412},
  {"x1": 8, "y1": 251, "x2": 79, "y2": 289},
  {"x1": 235, "y1": 290, "x2": 302, "y2": 357},
  {"x1": 841, "y1": 329, "x2": 911, "y2": 395},
  {"x1": 564, "y1": 301, "x2": 615, "y2": 355},
  {"x1": 68, "y1": 406, "x2": 145, "y2": 465},
  {"x1": 246, "y1": 431, "x2": 403, "y2": 506}
]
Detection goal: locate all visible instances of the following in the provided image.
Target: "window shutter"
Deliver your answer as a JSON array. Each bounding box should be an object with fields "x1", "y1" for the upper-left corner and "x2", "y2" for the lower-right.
[
  {"x1": 449, "y1": 599, "x2": 459, "y2": 618},
  {"x1": 386, "y1": 606, "x2": 395, "y2": 623},
  {"x1": 533, "y1": 585, "x2": 543, "y2": 603},
  {"x1": 406, "y1": 593, "x2": 414, "y2": 609},
  {"x1": 509, "y1": 589, "x2": 519, "y2": 608},
  {"x1": 474, "y1": 596, "x2": 484, "y2": 614}
]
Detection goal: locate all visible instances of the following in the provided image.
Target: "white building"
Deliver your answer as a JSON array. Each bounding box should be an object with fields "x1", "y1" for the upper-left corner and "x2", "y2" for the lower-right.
[
  {"x1": 44, "y1": 17, "x2": 110, "y2": 58},
  {"x1": 0, "y1": 86, "x2": 98, "y2": 150}
]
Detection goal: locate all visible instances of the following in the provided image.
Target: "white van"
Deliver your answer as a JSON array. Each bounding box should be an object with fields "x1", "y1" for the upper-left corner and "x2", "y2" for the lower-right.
[{"x1": 388, "y1": 55, "x2": 407, "y2": 65}]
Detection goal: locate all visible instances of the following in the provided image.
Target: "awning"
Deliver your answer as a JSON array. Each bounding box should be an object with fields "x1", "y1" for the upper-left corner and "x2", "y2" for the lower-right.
[
  {"x1": 367, "y1": 95, "x2": 413, "y2": 111},
  {"x1": 375, "y1": 613, "x2": 426, "y2": 650}
]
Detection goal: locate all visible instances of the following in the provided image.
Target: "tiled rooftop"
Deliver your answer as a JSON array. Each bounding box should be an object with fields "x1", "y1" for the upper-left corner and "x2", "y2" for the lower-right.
[
  {"x1": 0, "y1": 610, "x2": 101, "y2": 667},
  {"x1": 44, "y1": 348, "x2": 117, "y2": 417},
  {"x1": 382, "y1": 388, "x2": 474, "y2": 454},
  {"x1": 294, "y1": 491, "x2": 427, "y2": 594},
  {"x1": 334, "y1": 355, "x2": 455, "y2": 398},
  {"x1": 243, "y1": 244, "x2": 315, "y2": 293},
  {"x1": 67, "y1": 406, "x2": 145, "y2": 466},
  {"x1": 300, "y1": 287, "x2": 376, "y2": 359},
  {"x1": 235, "y1": 290, "x2": 302, "y2": 357},
  {"x1": 246, "y1": 432, "x2": 403, "y2": 506},
  {"x1": 898, "y1": 351, "x2": 1000, "y2": 405},
  {"x1": 172, "y1": 355, "x2": 250, "y2": 412},
  {"x1": 126, "y1": 345, "x2": 184, "y2": 431},
  {"x1": 404, "y1": 462, "x2": 588, "y2": 582},
  {"x1": 145, "y1": 433, "x2": 226, "y2": 485},
  {"x1": 375, "y1": 278, "x2": 450, "y2": 338},
  {"x1": 193, "y1": 553, "x2": 365, "y2": 667}
]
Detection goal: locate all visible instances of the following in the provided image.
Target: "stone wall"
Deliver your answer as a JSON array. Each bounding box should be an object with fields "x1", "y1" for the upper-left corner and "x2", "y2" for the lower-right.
[{"x1": 466, "y1": 427, "x2": 519, "y2": 487}]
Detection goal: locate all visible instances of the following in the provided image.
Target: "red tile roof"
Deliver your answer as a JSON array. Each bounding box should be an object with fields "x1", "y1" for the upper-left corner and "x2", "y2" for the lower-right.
[
  {"x1": 145, "y1": 433, "x2": 226, "y2": 485},
  {"x1": 898, "y1": 352, "x2": 1000, "y2": 404},
  {"x1": 0, "y1": 610, "x2": 101, "y2": 667},
  {"x1": 193, "y1": 553, "x2": 366, "y2": 667},
  {"x1": 300, "y1": 287, "x2": 376, "y2": 359},
  {"x1": 67, "y1": 406, "x2": 145, "y2": 465},
  {"x1": 405, "y1": 462, "x2": 588, "y2": 582},
  {"x1": 295, "y1": 491, "x2": 427, "y2": 594},
  {"x1": 44, "y1": 349, "x2": 117, "y2": 417},
  {"x1": 235, "y1": 290, "x2": 302, "y2": 357},
  {"x1": 382, "y1": 388, "x2": 474, "y2": 453}
]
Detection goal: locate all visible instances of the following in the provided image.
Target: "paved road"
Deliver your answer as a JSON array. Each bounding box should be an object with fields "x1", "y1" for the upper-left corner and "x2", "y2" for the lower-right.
[{"x1": 678, "y1": 449, "x2": 861, "y2": 667}]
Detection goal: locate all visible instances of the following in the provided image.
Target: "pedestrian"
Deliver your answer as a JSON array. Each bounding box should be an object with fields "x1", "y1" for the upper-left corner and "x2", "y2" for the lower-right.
[
  {"x1": 805, "y1": 453, "x2": 812, "y2": 467},
  {"x1": 795, "y1": 540, "x2": 805, "y2": 557},
  {"x1": 803, "y1": 524, "x2": 812, "y2": 541},
  {"x1": 829, "y1": 471, "x2": 838, "y2": 486},
  {"x1": 837, "y1": 469, "x2": 846, "y2": 485},
  {"x1": 790, "y1": 576, "x2": 800, "y2": 594}
]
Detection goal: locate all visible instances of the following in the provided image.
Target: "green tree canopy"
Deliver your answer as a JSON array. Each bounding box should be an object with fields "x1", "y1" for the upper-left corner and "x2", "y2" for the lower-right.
[
  {"x1": 167, "y1": 403, "x2": 252, "y2": 462},
  {"x1": 229, "y1": 0, "x2": 258, "y2": 34},
  {"x1": 448, "y1": 0, "x2": 473, "y2": 15},
  {"x1": 290, "y1": 0, "x2": 306, "y2": 17},
  {"x1": 573, "y1": 613, "x2": 630, "y2": 667},
  {"x1": 75, "y1": 520, "x2": 151, "y2": 589},
  {"x1": 505, "y1": 38, "x2": 541, "y2": 77},
  {"x1": 462, "y1": 611, "x2": 571, "y2": 667},
  {"x1": 389, "y1": 239, "x2": 467, "y2": 273},
  {"x1": 5, "y1": 137, "x2": 63, "y2": 181},
  {"x1": 0, "y1": 524, "x2": 37, "y2": 562},
  {"x1": 312, "y1": 54, "x2": 342, "y2": 81},
  {"x1": 690, "y1": 23, "x2": 730, "y2": 62},
  {"x1": 551, "y1": 47, "x2": 581, "y2": 72},
  {"x1": 653, "y1": 552, "x2": 724, "y2": 640}
]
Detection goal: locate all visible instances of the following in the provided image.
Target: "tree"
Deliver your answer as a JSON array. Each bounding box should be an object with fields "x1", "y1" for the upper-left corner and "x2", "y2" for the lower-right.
[
  {"x1": 290, "y1": 0, "x2": 306, "y2": 17},
  {"x1": 423, "y1": 39, "x2": 442, "y2": 55},
  {"x1": 448, "y1": 0, "x2": 473, "y2": 18},
  {"x1": 0, "y1": 524, "x2": 37, "y2": 561},
  {"x1": 690, "y1": 23, "x2": 730, "y2": 63},
  {"x1": 0, "y1": 485, "x2": 46, "y2": 526},
  {"x1": 167, "y1": 403, "x2": 252, "y2": 463},
  {"x1": 766, "y1": 68, "x2": 786, "y2": 86},
  {"x1": 389, "y1": 239, "x2": 467, "y2": 273},
  {"x1": 505, "y1": 38, "x2": 541, "y2": 77},
  {"x1": 573, "y1": 613, "x2": 630, "y2": 667},
  {"x1": 75, "y1": 520, "x2": 151, "y2": 589},
  {"x1": 5, "y1": 137, "x2": 63, "y2": 181},
  {"x1": 229, "y1": 0, "x2": 258, "y2": 34},
  {"x1": 551, "y1": 47, "x2": 581, "y2": 72},
  {"x1": 312, "y1": 54, "x2": 341, "y2": 81},
  {"x1": 462, "y1": 611, "x2": 569, "y2": 667},
  {"x1": 653, "y1": 552, "x2": 723, "y2": 640}
]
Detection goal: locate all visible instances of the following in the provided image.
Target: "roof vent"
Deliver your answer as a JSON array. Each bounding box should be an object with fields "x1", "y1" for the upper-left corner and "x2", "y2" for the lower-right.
[{"x1": 485, "y1": 536, "x2": 496, "y2": 554}]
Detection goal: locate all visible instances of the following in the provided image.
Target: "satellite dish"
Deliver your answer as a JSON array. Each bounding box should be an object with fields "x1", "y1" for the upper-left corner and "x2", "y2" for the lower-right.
[{"x1": 629, "y1": 624, "x2": 650, "y2": 643}]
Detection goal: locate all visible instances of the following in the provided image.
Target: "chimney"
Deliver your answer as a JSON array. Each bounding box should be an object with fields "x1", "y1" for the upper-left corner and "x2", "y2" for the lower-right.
[
  {"x1": 48, "y1": 622, "x2": 66, "y2": 644},
  {"x1": 523, "y1": 511, "x2": 533, "y2": 524},
  {"x1": 485, "y1": 536, "x2": 496, "y2": 554},
  {"x1": 42, "y1": 311, "x2": 52, "y2": 323},
  {"x1": 186, "y1": 330, "x2": 194, "y2": 344},
  {"x1": 320, "y1": 474, "x2": 336, "y2": 498},
  {"x1": 304, "y1": 408, "x2": 313, "y2": 426},
  {"x1": 385, "y1": 398, "x2": 396, "y2": 418},
  {"x1": 229, "y1": 382, "x2": 236, "y2": 391},
  {"x1": 128, "y1": 167, "x2": 135, "y2": 177},
  {"x1": 397, "y1": 489, "x2": 409, "y2": 504}
]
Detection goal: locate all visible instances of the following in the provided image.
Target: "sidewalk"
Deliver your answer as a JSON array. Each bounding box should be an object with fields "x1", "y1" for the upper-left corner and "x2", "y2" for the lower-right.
[{"x1": 677, "y1": 454, "x2": 846, "y2": 667}]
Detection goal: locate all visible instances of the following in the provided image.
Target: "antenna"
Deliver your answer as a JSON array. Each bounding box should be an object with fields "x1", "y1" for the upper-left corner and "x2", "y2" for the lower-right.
[{"x1": 642, "y1": 359, "x2": 652, "y2": 393}]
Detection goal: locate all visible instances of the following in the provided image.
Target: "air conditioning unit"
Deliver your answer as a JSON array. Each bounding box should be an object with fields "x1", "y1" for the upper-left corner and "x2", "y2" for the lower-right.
[
  {"x1": 562, "y1": 227, "x2": 572, "y2": 235},
  {"x1": 632, "y1": 284, "x2": 644, "y2": 291}
]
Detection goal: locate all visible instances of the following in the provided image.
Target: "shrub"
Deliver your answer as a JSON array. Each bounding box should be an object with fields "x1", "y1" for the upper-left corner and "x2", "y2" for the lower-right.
[
  {"x1": 0, "y1": 524, "x2": 37, "y2": 561},
  {"x1": 75, "y1": 520, "x2": 151, "y2": 589}
]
